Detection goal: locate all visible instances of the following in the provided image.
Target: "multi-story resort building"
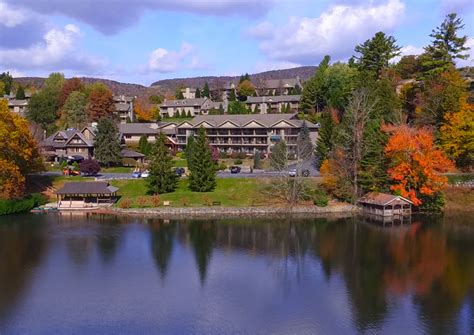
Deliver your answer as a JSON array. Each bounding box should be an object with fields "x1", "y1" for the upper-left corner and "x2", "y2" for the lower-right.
[
  {"x1": 256, "y1": 78, "x2": 302, "y2": 96},
  {"x1": 113, "y1": 95, "x2": 135, "y2": 123},
  {"x1": 244, "y1": 95, "x2": 301, "y2": 114},
  {"x1": 173, "y1": 114, "x2": 318, "y2": 154},
  {"x1": 159, "y1": 98, "x2": 212, "y2": 117},
  {"x1": 180, "y1": 87, "x2": 196, "y2": 99}
]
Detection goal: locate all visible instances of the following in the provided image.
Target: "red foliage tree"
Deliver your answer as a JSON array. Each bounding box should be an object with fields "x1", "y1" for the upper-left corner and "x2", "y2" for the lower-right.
[
  {"x1": 79, "y1": 159, "x2": 101, "y2": 176},
  {"x1": 59, "y1": 78, "x2": 84, "y2": 108}
]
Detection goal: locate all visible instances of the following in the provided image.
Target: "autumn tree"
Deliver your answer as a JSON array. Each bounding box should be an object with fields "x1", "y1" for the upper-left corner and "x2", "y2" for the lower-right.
[
  {"x1": 421, "y1": 13, "x2": 470, "y2": 76},
  {"x1": 237, "y1": 80, "x2": 255, "y2": 100},
  {"x1": 440, "y1": 99, "x2": 473, "y2": 170},
  {"x1": 59, "y1": 77, "x2": 84, "y2": 108},
  {"x1": 87, "y1": 83, "x2": 116, "y2": 121},
  {"x1": 395, "y1": 55, "x2": 422, "y2": 79},
  {"x1": 0, "y1": 100, "x2": 43, "y2": 199},
  {"x1": 147, "y1": 133, "x2": 178, "y2": 194},
  {"x1": 0, "y1": 72, "x2": 13, "y2": 95},
  {"x1": 61, "y1": 91, "x2": 88, "y2": 129},
  {"x1": 93, "y1": 117, "x2": 122, "y2": 167},
  {"x1": 134, "y1": 99, "x2": 154, "y2": 122},
  {"x1": 384, "y1": 125, "x2": 453, "y2": 206}
]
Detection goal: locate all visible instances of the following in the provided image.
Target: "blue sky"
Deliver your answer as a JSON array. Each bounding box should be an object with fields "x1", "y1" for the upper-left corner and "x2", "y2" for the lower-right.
[{"x1": 0, "y1": 0, "x2": 473, "y2": 86}]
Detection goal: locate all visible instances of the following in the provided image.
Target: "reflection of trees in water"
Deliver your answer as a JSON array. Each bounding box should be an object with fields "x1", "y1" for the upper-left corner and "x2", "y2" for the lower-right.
[
  {"x1": 188, "y1": 220, "x2": 217, "y2": 285},
  {"x1": 149, "y1": 220, "x2": 176, "y2": 280},
  {"x1": 96, "y1": 219, "x2": 124, "y2": 265},
  {"x1": 0, "y1": 219, "x2": 48, "y2": 327}
]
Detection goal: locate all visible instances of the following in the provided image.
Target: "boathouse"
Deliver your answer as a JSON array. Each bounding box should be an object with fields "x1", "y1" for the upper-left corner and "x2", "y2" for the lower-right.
[
  {"x1": 56, "y1": 182, "x2": 119, "y2": 209},
  {"x1": 358, "y1": 192, "x2": 413, "y2": 217}
]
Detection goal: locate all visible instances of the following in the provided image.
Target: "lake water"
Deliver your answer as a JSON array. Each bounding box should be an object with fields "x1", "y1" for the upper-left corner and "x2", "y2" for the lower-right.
[{"x1": 0, "y1": 213, "x2": 473, "y2": 334}]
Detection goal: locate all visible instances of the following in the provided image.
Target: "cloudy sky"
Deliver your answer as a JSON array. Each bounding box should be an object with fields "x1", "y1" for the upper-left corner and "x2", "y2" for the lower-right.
[{"x1": 0, "y1": 0, "x2": 473, "y2": 85}]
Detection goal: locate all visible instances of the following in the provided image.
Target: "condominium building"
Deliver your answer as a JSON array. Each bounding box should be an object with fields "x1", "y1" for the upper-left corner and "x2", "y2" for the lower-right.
[
  {"x1": 174, "y1": 114, "x2": 318, "y2": 154},
  {"x1": 159, "y1": 98, "x2": 210, "y2": 117},
  {"x1": 244, "y1": 95, "x2": 301, "y2": 114},
  {"x1": 7, "y1": 99, "x2": 28, "y2": 115},
  {"x1": 180, "y1": 87, "x2": 196, "y2": 99},
  {"x1": 113, "y1": 95, "x2": 135, "y2": 123}
]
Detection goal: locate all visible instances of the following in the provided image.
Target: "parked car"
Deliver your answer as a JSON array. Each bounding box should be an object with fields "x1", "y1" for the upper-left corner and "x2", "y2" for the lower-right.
[
  {"x1": 67, "y1": 155, "x2": 84, "y2": 165},
  {"x1": 131, "y1": 171, "x2": 141, "y2": 178},
  {"x1": 301, "y1": 169, "x2": 310, "y2": 177},
  {"x1": 63, "y1": 168, "x2": 80, "y2": 176},
  {"x1": 288, "y1": 169, "x2": 296, "y2": 177},
  {"x1": 175, "y1": 167, "x2": 185, "y2": 177},
  {"x1": 141, "y1": 170, "x2": 150, "y2": 178},
  {"x1": 288, "y1": 168, "x2": 310, "y2": 177},
  {"x1": 230, "y1": 166, "x2": 241, "y2": 174}
]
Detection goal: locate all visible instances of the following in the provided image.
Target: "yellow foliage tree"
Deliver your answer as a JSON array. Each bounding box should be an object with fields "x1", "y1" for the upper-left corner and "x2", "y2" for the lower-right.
[
  {"x1": 0, "y1": 100, "x2": 43, "y2": 199},
  {"x1": 134, "y1": 100, "x2": 154, "y2": 122},
  {"x1": 440, "y1": 99, "x2": 474, "y2": 170}
]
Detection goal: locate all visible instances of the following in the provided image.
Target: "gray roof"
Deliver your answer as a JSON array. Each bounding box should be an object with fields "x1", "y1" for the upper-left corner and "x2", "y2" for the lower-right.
[
  {"x1": 201, "y1": 100, "x2": 223, "y2": 110},
  {"x1": 8, "y1": 99, "x2": 28, "y2": 106},
  {"x1": 115, "y1": 102, "x2": 131, "y2": 112},
  {"x1": 118, "y1": 123, "x2": 159, "y2": 135},
  {"x1": 113, "y1": 95, "x2": 134, "y2": 102},
  {"x1": 264, "y1": 78, "x2": 299, "y2": 89},
  {"x1": 245, "y1": 95, "x2": 301, "y2": 104},
  {"x1": 41, "y1": 128, "x2": 94, "y2": 148},
  {"x1": 179, "y1": 113, "x2": 317, "y2": 128},
  {"x1": 160, "y1": 98, "x2": 208, "y2": 108},
  {"x1": 121, "y1": 149, "x2": 145, "y2": 158},
  {"x1": 56, "y1": 182, "x2": 119, "y2": 195}
]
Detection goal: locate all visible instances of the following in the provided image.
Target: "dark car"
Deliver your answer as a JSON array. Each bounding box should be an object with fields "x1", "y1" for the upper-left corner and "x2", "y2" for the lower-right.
[
  {"x1": 175, "y1": 167, "x2": 186, "y2": 177},
  {"x1": 230, "y1": 166, "x2": 241, "y2": 174},
  {"x1": 67, "y1": 155, "x2": 84, "y2": 165}
]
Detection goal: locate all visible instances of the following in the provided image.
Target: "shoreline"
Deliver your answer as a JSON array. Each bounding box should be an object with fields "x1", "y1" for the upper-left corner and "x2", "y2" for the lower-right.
[{"x1": 92, "y1": 204, "x2": 360, "y2": 219}]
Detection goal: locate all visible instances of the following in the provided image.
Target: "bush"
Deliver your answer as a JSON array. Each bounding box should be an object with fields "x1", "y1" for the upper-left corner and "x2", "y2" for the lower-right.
[
  {"x1": 418, "y1": 192, "x2": 445, "y2": 213},
  {"x1": 219, "y1": 152, "x2": 229, "y2": 159},
  {"x1": 150, "y1": 195, "x2": 160, "y2": 207},
  {"x1": 136, "y1": 196, "x2": 149, "y2": 207},
  {"x1": 181, "y1": 197, "x2": 190, "y2": 206},
  {"x1": 312, "y1": 189, "x2": 329, "y2": 207},
  {"x1": 217, "y1": 162, "x2": 227, "y2": 171},
  {"x1": 0, "y1": 193, "x2": 46, "y2": 215},
  {"x1": 79, "y1": 159, "x2": 101, "y2": 176},
  {"x1": 234, "y1": 158, "x2": 243, "y2": 165},
  {"x1": 176, "y1": 152, "x2": 185, "y2": 159},
  {"x1": 119, "y1": 198, "x2": 132, "y2": 209}
]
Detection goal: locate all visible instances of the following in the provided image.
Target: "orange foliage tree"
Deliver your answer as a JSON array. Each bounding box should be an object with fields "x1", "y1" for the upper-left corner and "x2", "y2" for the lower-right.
[
  {"x1": 383, "y1": 125, "x2": 453, "y2": 206},
  {"x1": 0, "y1": 100, "x2": 43, "y2": 199},
  {"x1": 87, "y1": 83, "x2": 115, "y2": 121},
  {"x1": 134, "y1": 99, "x2": 154, "y2": 122}
]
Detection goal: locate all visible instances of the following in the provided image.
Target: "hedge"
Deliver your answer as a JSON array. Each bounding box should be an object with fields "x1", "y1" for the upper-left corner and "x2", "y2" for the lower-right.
[{"x1": 0, "y1": 193, "x2": 47, "y2": 215}]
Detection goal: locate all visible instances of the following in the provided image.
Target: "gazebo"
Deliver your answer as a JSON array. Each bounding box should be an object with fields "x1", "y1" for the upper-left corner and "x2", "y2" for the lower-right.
[
  {"x1": 56, "y1": 182, "x2": 119, "y2": 209},
  {"x1": 358, "y1": 192, "x2": 413, "y2": 217}
]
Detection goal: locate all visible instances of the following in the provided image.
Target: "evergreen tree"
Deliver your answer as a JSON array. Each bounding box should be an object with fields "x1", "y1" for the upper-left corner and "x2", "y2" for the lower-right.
[
  {"x1": 315, "y1": 110, "x2": 336, "y2": 168},
  {"x1": 254, "y1": 104, "x2": 261, "y2": 114},
  {"x1": 253, "y1": 151, "x2": 262, "y2": 169},
  {"x1": 203, "y1": 82, "x2": 210, "y2": 98},
  {"x1": 195, "y1": 88, "x2": 201, "y2": 98},
  {"x1": 270, "y1": 140, "x2": 288, "y2": 170},
  {"x1": 354, "y1": 32, "x2": 401, "y2": 78},
  {"x1": 218, "y1": 104, "x2": 224, "y2": 115},
  {"x1": 175, "y1": 87, "x2": 184, "y2": 99},
  {"x1": 300, "y1": 56, "x2": 330, "y2": 113},
  {"x1": 185, "y1": 135, "x2": 196, "y2": 170},
  {"x1": 187, "y1": 110, "x2": 192, "y2": 117},
  {"x1": 15, "y1": 85, "x2": 26, "y2": 99},
  {"x1": 188, "y1": 127, "x2": 216, "y2": 192},
  {"x1": 421, "y1": 13, "x2": 470, "y2": 76},
  {"x1": 0, "y1": 72, "x2": 13, "y2": 95},
  {"x1": 147, "y1": 133, "x2": 178, "y2": 194},
  {"x1": 228, "y1": 89, "x2": 236, "y2": 101},
  {"x1": 296, "y1": 121, "x2": 313, "y2": 161},
  {"x1": 62, "y1": 91, "x2": 88, "y2": 129},
  {"x1": 94, "y1": 117, "x2": 122, "y2": 167},
  {"x1": 138, "y1": 135, "x2": 152, "y2": 156}
]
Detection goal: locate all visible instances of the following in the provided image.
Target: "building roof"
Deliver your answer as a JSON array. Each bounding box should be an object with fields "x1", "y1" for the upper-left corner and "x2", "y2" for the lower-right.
[
  {"x1": 264, "y1": 78, "x2": 299, "y2": 89},
  {"x1": 8, "y1": 99, "x2": 28, "y2": 106},
  {"x1": 115, "y1": 102, "x2": 131, "y2": 112},
  {"x1": 118, "y1": 123, "x2": 159, "y2": 135},
  {"x1": 201, "y1": 100, "x2": 223, "y2": 110},
  {"x1": 121, "y1": 149, "x2": 145, "y2": 158},
  {"x1": 358, "y1": 192, "x2": 414, "y2": 206},
  {"x1": 113, "y1": 95, "x2": 134, "y2": 102},
  {"x1": 41, "y1": 128, "x2": 94, "y2": 148},
  {"x1": 56, "y1": 182, "x2": 119, "y2": 195},
  {"x1": 245, "y1": 95, "x2": 301, "y2": 104},
  {"x1": 178, "y1": 113, "x2": 317, "y2": 129},
  {"x1": 160, "y1": 98, "x2": 208, "y2": 108}
]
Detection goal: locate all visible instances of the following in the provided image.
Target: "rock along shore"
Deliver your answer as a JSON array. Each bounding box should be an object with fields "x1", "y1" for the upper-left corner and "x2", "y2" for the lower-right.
[{"x1": 97, "y1": 204, "x2": 360, "y2": 219}]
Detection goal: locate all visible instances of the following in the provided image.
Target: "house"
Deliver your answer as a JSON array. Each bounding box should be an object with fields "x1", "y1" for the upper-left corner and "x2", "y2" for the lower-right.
[
  {"x1": 175, "y1": 113, "x2": 318, "y2": 154},
  {"x1": 244, "y1": 95, "x2": 301, "y2": 114},
  {"x1": 7, "y1": 99, "x2": 28, "y2": 115},
  {"x1": 358, "y1": 192, "x2": 413, "y2": 217},
  {"x1": 118, "y1": 122, "x2": 178, "y2": 149},
  {"x1": 113, "y1": 95, "x2": 135, "y2": 123},
  {"x1": 181, "y1": 88, "x2": 196, "y2": 99},
  {"x1": 257, "y1": 78, "x2": 302, "y2": 96},
  {"x1": 40, "y1": 127, "x2": 96, "y2": 162},
  {"x1": 159, "y1": 98, "x2": 210, "y2": 117},
  {"x1": 56, "y1": 182, "x2": 119, "y2": 209}
]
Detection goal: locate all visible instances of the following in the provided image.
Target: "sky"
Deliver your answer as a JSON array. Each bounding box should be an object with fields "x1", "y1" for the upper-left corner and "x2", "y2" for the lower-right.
[{"x1": 0, "y1": 0, "x2": 473, "y2": 86}]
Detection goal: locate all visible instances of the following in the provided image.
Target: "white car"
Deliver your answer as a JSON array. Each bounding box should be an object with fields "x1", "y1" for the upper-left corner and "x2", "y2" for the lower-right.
[
  {"x1": 141, "y1": 170, "x2": 150, "y2": 178},
  {"x1": 289, "y1": 169, "x2": 297, "y2": 177}
]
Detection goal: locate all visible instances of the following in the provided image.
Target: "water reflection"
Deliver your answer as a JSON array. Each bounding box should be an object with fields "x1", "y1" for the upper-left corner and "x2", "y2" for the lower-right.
[{"x1": 0, "y1": 214, "x2": 472, "y2": 334}]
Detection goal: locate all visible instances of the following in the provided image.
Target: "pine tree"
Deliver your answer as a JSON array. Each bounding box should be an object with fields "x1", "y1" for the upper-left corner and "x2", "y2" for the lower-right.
[
  {"x1": 138, "y1": 135, "x2": 152, "y2": 156},
  {"x1": 315, "y1": 110, "x2": 336, "y2": 168},
  {"x1": 188, "y1": 127, "x2": 216, "y2": 192},
  {"x1": 203, "y1": 82, "x2": 210, "y2": 98},
  {"x1": 218, "y1": 104, "x2": 224, "y2": 115},
  {"x1": 300, "y1": 56, "x2": 330, "y2": 113},
  {"x1": 15, "y1": 85, "x2": 26, "y2": 99},
  {"x1": 253, "y1": 151, "x2": 261, "y2": 169},
  {"x1": 187, "y1": 110, "x2": 192, "y2": 117},
  {"x1": 270, "y1": 140, "x2": 288, "y2": 170},
  {"x1": 94, "y1": 117, "x2": 122, "y2": 167},
  {"x1": 296, "y1": 121, "x2": 313, "y2": 161},
  {"x1": 185, "y1": 135, "x2": 196, "y2": 170},
  {"x1": 228, "y1": 89, "x2": 236, "y2": 102},
  {"x1": 195, "y1": 88, "x2": 201, "y2": 98},
  {"x1": 147, "y1": 133, "x2": 178, "y2": 194}
]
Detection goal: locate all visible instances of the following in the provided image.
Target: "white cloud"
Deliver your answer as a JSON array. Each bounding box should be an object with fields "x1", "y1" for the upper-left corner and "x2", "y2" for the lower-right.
[
  {"x1": 254, "y1": 60, "x2": 301, "y2": 73},
  {"x1": 247, "y1": 22, "x2": 274, "y2": 39},
  {"x1": 145, "y1": 42, "x2": 208, "y2": 73},
  {"x1": 391, "y1": 45, "x2": 424, "y2": 63},
  {"x1": 0, "y1": 24, "x2": 105, "y2": 72},
  {"x1": 457, "y1": 37, "x2": 474, "y2": 67},
  {"x1": 0, "y1": 2, "x2": 27, "y2": 27},
  {"x1": 250, "y1": 0, "x2": 406, "y2": 64}
]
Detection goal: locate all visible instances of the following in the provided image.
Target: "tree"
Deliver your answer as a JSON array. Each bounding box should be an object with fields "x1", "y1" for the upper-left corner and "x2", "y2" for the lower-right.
[
  {"x1": 315, "y1": 109, "x2": 337, "y2": 167},
  {"x1": 202, "y1": 82, "x2": 210, "y2": 98},
  {"x1": 0, "y1": 72, "x2": 13, "y2": 95},
  {"x1": 354, "y1": 32, "x2": 401, "y2": 78},
  {"x1": 61, "y1": 91, "x2": 88, "y2": 129},
  {"x1": 440, "y1": 99, "x2": 473, "y2": 169},
  {"x1": 421, "y1": 13, "x2": 470, "y2": 76},
  {"x1": 384, "y1": 125, "x2": 453, "y2": 206},
  {"x1": 227, "y1": 101, "x2": 248, "y2": 114},
  {"x1": 138, "y1": 135, "x2": 152, "y2": 156},
  {"x1": 59, "y1": 78, "x2": 83, "y2": 108},
  {"x1": 300, "y1": 56, "x2": 331, "y2": 113},
  {"x1": 185, "y1": 135, "x2": 196, "y2": 170},
  {"x1": 195, "y1": 88, "x2": 201, "y2": 98},
  {"x1": 239, "y1": 73, "x2": 250, "y2": 83},
  {"x1": 188, "y1": 127, "x2": 216, "y2": 192},
  {"x1": 228, "y1": 88, "x2": 237, "y2": 102},
  {"x1": 26, "y1": 73, "x2": 65, "y2": 134},
  {"x1": 218, "y1": 104, "x2": 224, "y2": 115},
  {"x1": 94, "y1": 117, "x2": 122, "y2": 167},
  {"x1": 296, "y1": 121, "x2": 313, "y2": 161},
  {"x1": 253, "y1": 151, "x2": 262, "y2": 169},
  {"x1": 15, "y1": 85, "x2": 26, "y2": 99},
  {"x1": 149, "y1": 94, "x2": 163, "y2": 104},
  {"x1": 87, "y1": 83, "x2": 115, "y2": 121},
  {"x1": 134, "y1": 99, "x2": 154, "y2": 122},
  {"x1": 147, "y1": 133, "x2": 178, "y2": 194},
  {"x1": 395, "y1": 55, "x2": 422, "y2": 79},
  {"x1": 254, "y1": 104, "x2": 260, "y2": 114},
  {"x1": 0, "y1": 100, "x2": 43, "y2": 199},
  {"x1": 175, "y1": 87, "x2": 185, "y2": 99},
  {"x1": 187, "y1": 110, "x2": 192, "y2": 117},
  {"x1": 237, "y1": 80, "x2": 255, "y2": 100},
  {"x1": 270, "y1": 140, "x2": 288, "y2": 170},
  {"x1": 0, "y1": 82, "x2": 5, "y2": 96},
  {"x1": 79, "y1": 159, "x2": 101, "y2": 176}
]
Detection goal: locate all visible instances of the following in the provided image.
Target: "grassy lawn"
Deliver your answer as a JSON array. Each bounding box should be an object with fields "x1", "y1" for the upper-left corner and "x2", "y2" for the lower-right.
[
  {"x1": 172, "y1": 158, "x2": 188, "y2": 168},
  {"x1": 162, "y1": 117, "x2": 193, "y2": 123},
  {"x1": 101, "y1": 166, "x2": 134, "y2": 173},
  {"x1": 109, "y1": 178, "x2": 275, "y2": 207}
]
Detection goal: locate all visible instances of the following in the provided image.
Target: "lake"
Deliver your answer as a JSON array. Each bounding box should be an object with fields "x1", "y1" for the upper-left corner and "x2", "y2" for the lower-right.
[{"x1": 0, "y1": 213, "x2": 473, "y2": 334}]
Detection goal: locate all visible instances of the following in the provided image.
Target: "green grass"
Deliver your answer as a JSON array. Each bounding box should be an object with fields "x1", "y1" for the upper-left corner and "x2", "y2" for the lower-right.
[
  {"x1": 162, "y1": 117, "x2": 193, "y2": 123},
  {"x1": 101, "y1": 166, "x2": 133, "y2": 173},
  {"x1": 173, "y1": 158, "x2": 188, "y2": 167},
  {"x1": 110, "y1": 178, "x2": 273, "y2": 207}
]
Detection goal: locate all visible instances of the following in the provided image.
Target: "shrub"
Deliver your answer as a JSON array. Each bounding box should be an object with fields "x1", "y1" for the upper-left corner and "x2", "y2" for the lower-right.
[
  {"x1": 418, "y1": 192, "x2": 445, "y2": 213},
  {"x1": 219, "y1": 152, "x2": 229, "y2": 159},
  {"x1": 218, "y1": 162, "x2": 227, "y2": 171},
  {"x1": 119, "y1": 198, "x2": 132, "y2": 209},
  {"x1": 237, "y1": 152, "x2": 246, "y2": 159},
  {"x1": 202, "y1": 195, "x2": 212, "y2": 206},
  {"x1": 136, "y1": 196, "x2": 149, "y2": 207},
  {"x1": 79, "y1": 159, "x2": 101, "y2": 176},
  {"x1": 312, "y1": 189, "x2": 329, "y2": 207},
  {"x1": 150, "y1": 195, "x2": 160, "y2": 207},
  {"x1": 0, "y1": 193, "x2": 47, "y2": 215},
  {"x1": 181, "y1": 197, "x2": 190, "y2": 206},
  {"x1": 234, "y1": 158, "x2": 243, "y2": 165},
  {"x1": 176, "y1": 152, "x2": 185, "y2": 159}
]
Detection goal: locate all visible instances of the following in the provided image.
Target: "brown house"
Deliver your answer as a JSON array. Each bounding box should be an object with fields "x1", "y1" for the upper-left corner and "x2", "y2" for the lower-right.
[{"x1": 358, "y1": 192, "x2": 413, "y2": 217}]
